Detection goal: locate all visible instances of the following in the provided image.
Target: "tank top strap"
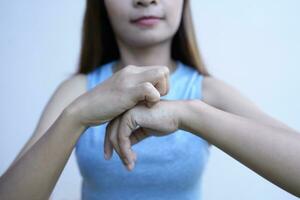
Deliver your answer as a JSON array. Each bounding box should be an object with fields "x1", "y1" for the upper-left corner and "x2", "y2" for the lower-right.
[
  {"x1": 175, "y1": 62, "x2": 204, "y2": 101},
  {"x1": 190, "y1": 69, "x2": 204, "y2": 100},
  {"x1": 86, "y1": 60, "x2": 117, "y2": 91}
]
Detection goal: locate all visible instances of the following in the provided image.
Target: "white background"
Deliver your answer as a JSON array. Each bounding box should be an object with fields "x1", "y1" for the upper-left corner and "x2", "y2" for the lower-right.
[{"x1": 0, "y1": 1, "x2": 299, "y2": 199}]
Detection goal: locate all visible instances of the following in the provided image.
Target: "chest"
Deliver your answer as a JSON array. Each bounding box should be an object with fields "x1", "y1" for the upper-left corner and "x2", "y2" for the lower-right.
[
  {"x1": 74, "y1": 64, "x2": 210, "y2": 188},
  {"x1": 75, "y1": 123, "x2": 210, "y2": 188}
]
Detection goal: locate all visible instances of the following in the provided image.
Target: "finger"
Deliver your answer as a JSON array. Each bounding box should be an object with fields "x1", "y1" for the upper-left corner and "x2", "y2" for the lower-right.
[
  {"x1": 146, "y1": 69, "x2": 170, "y2": 108},
  {"x1": 156, "y1": 67, "x2": 170, "y2": 97},
  {"x1": 132, "y1": 150, "x2": 137, "y2": 162},
  {"x1": 133, "y1": 67, "x2": 170, "y2": 96},
  {"x1": 117, "y1": 115, "x2": 137, "y2": 170},
  {"x1": 109, "y1": 118, "x2": 130, "y2": 169},
  {"x1": 108, "y1": 118, "x2": 122, "y2": 160},
  {"x1": 164, "y1": 68, "x2": 170, "y2": 95},
  {"x1": 131, "y1": 82, "x2": 160, "y2": 106},
  {"x1": 104, "y1": 119, "x2": 117, "y2": 160}
]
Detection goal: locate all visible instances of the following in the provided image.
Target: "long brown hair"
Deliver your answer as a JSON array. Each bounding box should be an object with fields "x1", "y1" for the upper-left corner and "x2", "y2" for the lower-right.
[{"x1": 75, "y1": 0, "x2": 211, "y2": 76}]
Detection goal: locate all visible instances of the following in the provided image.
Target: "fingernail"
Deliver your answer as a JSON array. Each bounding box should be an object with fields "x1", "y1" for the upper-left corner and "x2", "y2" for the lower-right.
[
  {"x1": 126, "y1": 164, "x2": 131, "y2": 171},
  {"x1": 128, "y1": 162, "x2": 135, "y2": 171}
]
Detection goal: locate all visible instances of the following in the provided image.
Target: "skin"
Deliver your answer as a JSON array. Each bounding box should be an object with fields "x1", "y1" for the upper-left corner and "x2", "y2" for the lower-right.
[
  {"x1": 0, "y1": 0, "x2": 299, "y2": 199},
  {"x1": 104, "y1": 0, "x2": 183, "y2": 73},
  {"x1": 0, "y1": 64, "x2": 170, "y2": 199},
  {"x1": 102, "y1": 0, "x2": 185, "y2": 167},
  {"x1": 0, "y1": 0, "x2": 177, "y2": 199},
  {"x1": 103, "y1": 0, "x2": 300, "y2": 197}
]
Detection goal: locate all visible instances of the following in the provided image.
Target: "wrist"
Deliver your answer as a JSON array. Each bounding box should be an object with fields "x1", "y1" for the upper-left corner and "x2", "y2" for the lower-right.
[
  {"x1": 170, "y1": 100, "x2": 191, "y2": 131},
  {"x1": 174, "y1": 99, "x2": 205, "y2": 132}
]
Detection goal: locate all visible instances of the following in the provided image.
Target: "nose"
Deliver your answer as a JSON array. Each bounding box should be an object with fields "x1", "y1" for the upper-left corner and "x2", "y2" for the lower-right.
[{"x1": 133, "y1": 0, "x2": 159, "y2": 7}]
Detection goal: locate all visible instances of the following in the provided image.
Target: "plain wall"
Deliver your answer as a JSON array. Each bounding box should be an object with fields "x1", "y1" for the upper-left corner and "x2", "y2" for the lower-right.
[{"x1": 0, "y1": 1, "x2": 299, "y2": 199}]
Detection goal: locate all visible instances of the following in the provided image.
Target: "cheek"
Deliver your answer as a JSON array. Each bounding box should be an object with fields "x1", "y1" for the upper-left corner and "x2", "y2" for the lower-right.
[
  {"x1": 104, "y1": 0, "x2": 184, "y2": 46},
  {"x1": 104, "y1": 1, "x2": 130, "y2": 30},
  {"x1": 164, "y1": 0, "x2": 184, "y2": 31}
]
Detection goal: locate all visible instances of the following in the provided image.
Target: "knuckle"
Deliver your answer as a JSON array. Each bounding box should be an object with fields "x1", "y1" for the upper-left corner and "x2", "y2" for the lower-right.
[
  {"x1": 162, "y1": 66, "x2": 170, "y2": 75},
  {"x1": 156, "y1": 69, "x2": 165, "y2": 78}
]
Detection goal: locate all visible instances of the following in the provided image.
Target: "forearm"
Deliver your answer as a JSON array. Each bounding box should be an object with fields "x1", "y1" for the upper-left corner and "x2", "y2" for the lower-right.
[
  {"x1": 177, "y1": 99, "x2": 300, "y2": 197},
  {"x1": 0, "y1": 106, "x2": 87, "y2": 200}
]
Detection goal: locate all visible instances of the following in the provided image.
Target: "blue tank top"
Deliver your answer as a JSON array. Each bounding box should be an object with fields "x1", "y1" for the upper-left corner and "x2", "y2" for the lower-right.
[{"x1": 75, "y1": 60, "x2": 210, "y2": 200}]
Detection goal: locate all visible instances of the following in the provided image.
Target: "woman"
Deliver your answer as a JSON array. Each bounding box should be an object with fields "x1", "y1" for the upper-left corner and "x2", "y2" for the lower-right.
[{"x1": 0, "y1": 0, "x2": 299, "y2": 199}]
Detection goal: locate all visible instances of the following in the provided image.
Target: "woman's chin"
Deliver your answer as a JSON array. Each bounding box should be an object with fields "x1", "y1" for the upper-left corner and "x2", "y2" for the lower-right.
[{"x1": 126, "y1": 36, "x2": 171, "y2": 48}]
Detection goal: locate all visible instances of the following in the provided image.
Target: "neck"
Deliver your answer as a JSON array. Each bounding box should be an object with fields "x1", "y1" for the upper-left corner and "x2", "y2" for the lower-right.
[{"x1": 112, "y1": 39, "x2": 177, "y2": 74}]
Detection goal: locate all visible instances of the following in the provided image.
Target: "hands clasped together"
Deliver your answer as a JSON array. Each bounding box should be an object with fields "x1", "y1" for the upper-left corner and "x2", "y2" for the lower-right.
[{"x1": 73, "y1": 64, "x2": 181, "y2": 171}]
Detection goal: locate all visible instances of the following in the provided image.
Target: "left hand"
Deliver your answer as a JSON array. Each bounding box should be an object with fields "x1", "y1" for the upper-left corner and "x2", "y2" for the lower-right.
[{"x1": 103, "y1": 99, "x2": 180, "y2": 171}]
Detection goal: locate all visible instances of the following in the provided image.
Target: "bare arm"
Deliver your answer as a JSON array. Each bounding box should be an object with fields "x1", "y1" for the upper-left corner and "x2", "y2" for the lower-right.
[
  {"x1": 0, "y1": 106, "x2": 86, "y2": 200},
  {"x1": 201, "y1": 76, "x2": 297, "y2": 133},
  {"x1": 177, "y1": 99, "x2": 300, "y2": 197},
  {"x1": 8, "y1": 75, "x2": 87, "y2": 169},
  {"x1": 100, "y1": 74, "x2": 300, "y2": 196},
  {"x1": 0, "y1": 75, "x2": 87, "y2": 200},
  {"x1": 0, "y1": 65, "x2": 171, "y2": 199}
]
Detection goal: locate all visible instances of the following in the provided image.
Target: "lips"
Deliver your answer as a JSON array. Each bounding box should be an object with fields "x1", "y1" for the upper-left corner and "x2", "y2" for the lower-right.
[
  {"x1": 131, "y1": 15, "x2": 164, "y2": 23},
  {"x1": 130, "y1": 15, "x2": 164, "y2": 27}
]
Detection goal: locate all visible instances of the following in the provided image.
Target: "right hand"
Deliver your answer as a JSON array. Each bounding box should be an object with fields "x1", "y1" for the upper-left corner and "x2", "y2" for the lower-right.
[{"x1": 70, "y1": 64, "x2": 170, "y2": 127}]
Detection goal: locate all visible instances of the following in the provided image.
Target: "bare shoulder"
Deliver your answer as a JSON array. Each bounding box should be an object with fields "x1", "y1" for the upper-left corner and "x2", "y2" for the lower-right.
[
  {"x1": 201, "y1": 75, "x2": 296, "y2": 132},
  {"x1": 42, "y1": 73, "x2": 88, "y2": 124},
  {"x1": 57, "y1": 74, "x2": 87, "y2": 99},
  {"x1": 202, "y1": 75, "x2": 224, "y2": 109},
  {"x1": 46, "y1": 73, "x2": 88, "y2": 114},
  {"x1": 201, "y1": 75, "x2": 241, "y2": 110},
  {"x1": 58, "y1": 73, "x2": 87, "y2": 93},
  {"x1": 29, "y1": 72, "x2": 88, "y2": 138}
]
